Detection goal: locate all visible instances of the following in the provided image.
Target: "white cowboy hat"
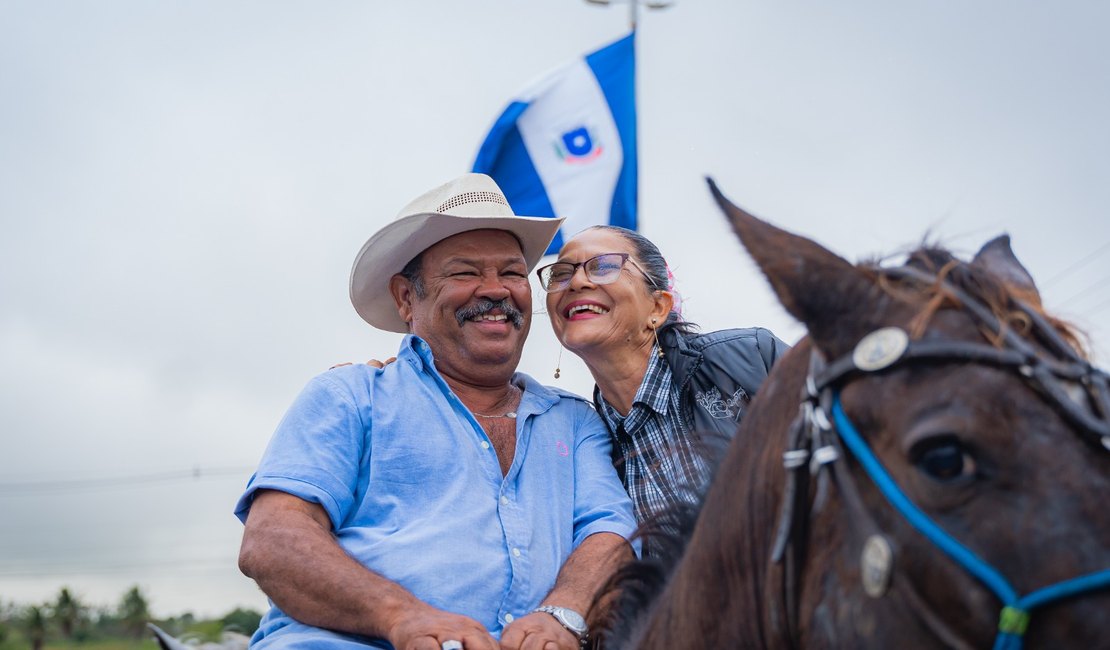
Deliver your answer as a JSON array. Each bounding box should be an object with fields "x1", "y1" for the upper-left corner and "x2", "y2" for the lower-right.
[{"x1": 350, "y1": 173, "x2": 564, "y2": 333}]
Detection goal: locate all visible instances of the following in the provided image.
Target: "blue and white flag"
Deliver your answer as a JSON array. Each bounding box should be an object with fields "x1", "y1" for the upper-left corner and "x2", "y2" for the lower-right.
[{"x1": 473, "y1": 33, "x2": 637, "y2": 256}]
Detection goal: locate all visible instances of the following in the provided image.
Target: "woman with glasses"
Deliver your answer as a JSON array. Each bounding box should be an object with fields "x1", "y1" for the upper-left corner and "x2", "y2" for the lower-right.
[{"x1": 536, "y1": 226, "x2": 788, "y2": 529}]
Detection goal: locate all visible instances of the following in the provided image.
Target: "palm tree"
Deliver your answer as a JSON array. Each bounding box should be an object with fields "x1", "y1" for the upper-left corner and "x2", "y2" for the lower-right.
[
  {"x1": 118, "y1": 585, "x2": 151, "y2": 639},
  {"x1": 53, "y1": 587, "x2": 83, "y2": 639},
  {"x1": 24, "y1": 605, "x2": 46, "y2": 650}
]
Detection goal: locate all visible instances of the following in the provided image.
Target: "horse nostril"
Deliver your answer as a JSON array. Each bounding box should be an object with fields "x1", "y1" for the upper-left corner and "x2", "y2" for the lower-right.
[{"x1": 913, "y1": 438, "x2": 977, "y2": 482}]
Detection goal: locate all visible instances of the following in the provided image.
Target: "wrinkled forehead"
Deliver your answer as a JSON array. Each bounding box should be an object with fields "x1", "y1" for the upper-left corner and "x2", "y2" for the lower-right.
[{"x1": 419, "y1": 229, "x2": 526, "y2": 265}]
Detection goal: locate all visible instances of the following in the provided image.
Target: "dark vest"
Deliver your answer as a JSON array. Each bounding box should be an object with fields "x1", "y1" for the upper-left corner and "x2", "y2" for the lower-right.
[{"x1": 659, "y1": 326, "x2": 788, "y2": 439}]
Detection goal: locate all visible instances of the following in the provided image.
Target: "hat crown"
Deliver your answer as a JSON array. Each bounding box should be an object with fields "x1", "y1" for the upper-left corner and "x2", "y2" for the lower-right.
[{"x1": 397, "y1": 173, "x2": 515, "y2": 219}]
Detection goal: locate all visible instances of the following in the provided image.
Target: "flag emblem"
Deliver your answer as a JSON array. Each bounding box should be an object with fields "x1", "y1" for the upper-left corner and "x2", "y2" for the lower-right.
[{"x1": 555, "y1": 126, "x2": 604, "y2": 163}]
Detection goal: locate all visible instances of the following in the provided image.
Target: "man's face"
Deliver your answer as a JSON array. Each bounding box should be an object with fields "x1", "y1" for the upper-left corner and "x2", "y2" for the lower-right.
[{"x1": 392, "y1": 229, "x2": 532, "y2": 381}]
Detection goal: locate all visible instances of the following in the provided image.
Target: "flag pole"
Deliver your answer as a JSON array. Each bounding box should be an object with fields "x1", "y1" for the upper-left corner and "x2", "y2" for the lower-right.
[{"x1": 585, "y1": 0, "x2": 674, "y2": 30}]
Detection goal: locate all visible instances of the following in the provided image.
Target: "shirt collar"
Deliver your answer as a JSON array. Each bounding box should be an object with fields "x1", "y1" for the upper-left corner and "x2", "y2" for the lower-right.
[
  {"x1": 399, "y1": 334, "x2": 568, "y2": 417},
  {"x1": 400, "y1": 334, "x2": 436, "y2": 370}
]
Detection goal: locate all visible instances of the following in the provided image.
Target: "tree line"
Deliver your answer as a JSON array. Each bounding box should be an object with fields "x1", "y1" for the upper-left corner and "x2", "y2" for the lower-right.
[{"x1": 0, "y1": 586, "x2": 261, "y2": 650}]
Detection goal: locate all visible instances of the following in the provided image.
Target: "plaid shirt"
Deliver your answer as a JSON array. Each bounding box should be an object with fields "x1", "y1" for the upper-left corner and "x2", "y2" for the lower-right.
[{"x1": 596, "y1": 347, "x2": 713, "y2": 526}]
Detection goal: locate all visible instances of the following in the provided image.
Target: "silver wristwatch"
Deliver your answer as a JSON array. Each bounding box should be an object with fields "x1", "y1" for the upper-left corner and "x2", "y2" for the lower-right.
[{"x1": 533, "y1": 605, "x2": 588, "y2": 646}]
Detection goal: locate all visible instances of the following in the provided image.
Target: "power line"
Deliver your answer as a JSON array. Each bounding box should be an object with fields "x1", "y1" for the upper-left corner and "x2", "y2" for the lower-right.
[
  {"x1": 1082, "y1": 294, "x2": 1110, "y2": 319},
  {"x1": 1041, "y1": 241, "x2": 1110, "y2": 289},
  {"x1": 0, "y1": 556, "x2": 238, "y2": 578},
  {"x1": 0, "y1": 538, "x2": 233, "y2": 558},
  {"x1": 1055, "y1": 274, "x2": 1110, "y2": 309},
  {"x1": 0, "y1": 465, "x2": 254, "y2": 496}
]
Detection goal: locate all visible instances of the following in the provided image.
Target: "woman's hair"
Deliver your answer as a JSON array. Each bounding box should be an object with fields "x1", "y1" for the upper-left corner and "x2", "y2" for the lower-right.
[{"x1": 584, "y1": 225, "x2": 698, "y2": 335}]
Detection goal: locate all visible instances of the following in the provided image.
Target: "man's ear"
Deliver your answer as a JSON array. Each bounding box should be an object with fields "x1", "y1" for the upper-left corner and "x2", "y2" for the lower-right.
[{"x1": 389, "y1": 274, "x2": 415, "y2": 327}]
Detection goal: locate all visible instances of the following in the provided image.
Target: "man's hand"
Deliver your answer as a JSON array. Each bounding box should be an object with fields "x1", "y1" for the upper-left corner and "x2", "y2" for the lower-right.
[
  {"x1": 499, "y1": 611, "x2": 580, "y2": 650},
  {"x1": 387, "y1": 604, "x2": 499, "y2": 650}
]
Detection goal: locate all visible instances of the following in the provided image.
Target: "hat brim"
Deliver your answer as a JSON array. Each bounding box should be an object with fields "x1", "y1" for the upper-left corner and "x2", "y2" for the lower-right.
[{"x1": 350, "y1": 212, "x2": 564, "y2": 333}]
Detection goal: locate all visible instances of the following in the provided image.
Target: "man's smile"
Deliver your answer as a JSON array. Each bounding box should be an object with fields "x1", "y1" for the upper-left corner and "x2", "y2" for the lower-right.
[{"x1": 456, "y1": 298, "x2": 524, "y2": 329}]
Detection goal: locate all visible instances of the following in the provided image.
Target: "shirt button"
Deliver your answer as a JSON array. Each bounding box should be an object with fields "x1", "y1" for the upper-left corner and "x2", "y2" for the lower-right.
[
  {"x1": 504, "y1": 613, "x2": 514, "y2": 623},
  {"x1": 512, "y1": 548, "x2": 521, "y2": 558},
  {"x1": 481, "y1": 441, "x2": 490, "y2": 450},
  {"x1": 500, "y1": 496, "x2": 509, "y2": 505}
]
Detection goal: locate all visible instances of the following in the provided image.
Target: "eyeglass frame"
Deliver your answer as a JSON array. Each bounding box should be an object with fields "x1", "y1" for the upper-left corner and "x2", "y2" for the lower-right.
[{"x1": 535, "y1": 252, "x2": 659, "y2": 293}]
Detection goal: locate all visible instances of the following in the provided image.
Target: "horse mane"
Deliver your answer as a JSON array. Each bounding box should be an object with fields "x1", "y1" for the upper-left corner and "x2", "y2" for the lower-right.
[
  {"x1": 591, "y1": 500, "x2": 702, "y2": 643},
  {"x1": 882, "y1": 245, "x2": 1088, "y2": 358},
  {"x1": 590, "y1": 434, "x2": 732, "y2": 646}
]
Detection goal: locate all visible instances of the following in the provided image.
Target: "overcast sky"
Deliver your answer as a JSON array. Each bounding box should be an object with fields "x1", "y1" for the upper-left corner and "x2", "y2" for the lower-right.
[{"x1": 1, "y1": 1, "x2": 1107, "y2": 618}]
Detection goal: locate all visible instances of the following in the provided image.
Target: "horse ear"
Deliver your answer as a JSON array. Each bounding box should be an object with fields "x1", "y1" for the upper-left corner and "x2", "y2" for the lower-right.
[
  {"x1": 708, "y1": 177, "x2": 893, "y2": 358},
  {"x1": 971, "y1": 234, "x2": 1042, "y2": 305}
]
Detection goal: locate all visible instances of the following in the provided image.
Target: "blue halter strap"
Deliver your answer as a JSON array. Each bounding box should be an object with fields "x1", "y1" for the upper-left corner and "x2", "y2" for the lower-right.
[{"x1": 831, "y1": 395, "x2": 1110, "y2": 650}]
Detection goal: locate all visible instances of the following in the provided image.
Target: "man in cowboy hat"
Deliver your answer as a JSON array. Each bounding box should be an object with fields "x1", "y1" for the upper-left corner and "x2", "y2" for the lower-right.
[{"x1": 235, "y1": 174, "x2": 637, "y2": 650}]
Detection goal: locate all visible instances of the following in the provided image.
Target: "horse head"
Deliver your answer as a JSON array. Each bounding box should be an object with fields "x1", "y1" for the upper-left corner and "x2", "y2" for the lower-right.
[{"x1": 599, "y1": 180, "x2": 1109, "y2": 649}]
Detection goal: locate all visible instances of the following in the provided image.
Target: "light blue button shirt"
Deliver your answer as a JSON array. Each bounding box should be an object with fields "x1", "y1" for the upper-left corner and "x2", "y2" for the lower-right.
[{"x1": 235, "y1": 335, "x2": 637, "y2": 648}]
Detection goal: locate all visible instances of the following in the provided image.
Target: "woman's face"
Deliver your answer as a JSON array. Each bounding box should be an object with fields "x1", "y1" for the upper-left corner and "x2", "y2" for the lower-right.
[{"x1": 544, "y1": 229, "x2": 665, "y2": 359}]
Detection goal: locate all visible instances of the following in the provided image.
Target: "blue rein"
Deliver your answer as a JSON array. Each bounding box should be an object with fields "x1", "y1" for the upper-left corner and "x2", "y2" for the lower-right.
[{"x1": 830, "y1": 395, "x2": 1110, "y2": 650}]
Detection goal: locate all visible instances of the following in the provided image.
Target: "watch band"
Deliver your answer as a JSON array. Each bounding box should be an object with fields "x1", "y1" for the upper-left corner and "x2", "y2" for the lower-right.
[{"x1": 532, "y1": 605, "x2": 588, "y2": 646}]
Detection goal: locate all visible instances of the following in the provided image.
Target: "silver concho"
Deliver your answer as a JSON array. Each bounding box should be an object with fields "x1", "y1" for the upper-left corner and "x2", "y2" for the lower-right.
[
  {"x1": 852, "y1": 327, "x2": 910, "y2": 372},
  {"x1": 860, "y1": 534, "x2": 894, "y2": 598}
]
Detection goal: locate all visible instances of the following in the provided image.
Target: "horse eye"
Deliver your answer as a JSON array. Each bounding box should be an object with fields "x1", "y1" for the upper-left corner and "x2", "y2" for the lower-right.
[{"x1": 912, "y1": 438, "x2": 976, "y2": 482}]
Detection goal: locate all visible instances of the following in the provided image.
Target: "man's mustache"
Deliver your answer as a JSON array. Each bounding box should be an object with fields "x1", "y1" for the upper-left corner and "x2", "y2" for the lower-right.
[{"x1": 455, "y1": 299, "x2": 525, "y2": 329}]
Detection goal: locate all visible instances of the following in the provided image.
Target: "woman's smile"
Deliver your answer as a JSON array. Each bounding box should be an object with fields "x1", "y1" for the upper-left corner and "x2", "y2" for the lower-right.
[{"x1": 563, "y1": 300, "x2": 611, "y2": 320}]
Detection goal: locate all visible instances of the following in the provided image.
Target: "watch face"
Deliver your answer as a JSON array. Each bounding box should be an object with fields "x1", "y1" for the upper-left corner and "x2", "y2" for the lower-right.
[{"x1": 556, "y1": 608, "x2": 587, "y2": 634}]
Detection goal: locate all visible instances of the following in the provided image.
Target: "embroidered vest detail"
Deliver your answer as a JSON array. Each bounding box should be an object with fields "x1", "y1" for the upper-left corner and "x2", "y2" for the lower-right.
[{"x1": 695, "y1": 386, "x2": 749, "y2": 421}]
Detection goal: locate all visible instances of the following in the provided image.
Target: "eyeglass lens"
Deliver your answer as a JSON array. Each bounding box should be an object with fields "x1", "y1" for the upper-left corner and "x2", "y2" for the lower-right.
[{"x1": 541, "y1": 254, "x2": 627, "y2": 290}]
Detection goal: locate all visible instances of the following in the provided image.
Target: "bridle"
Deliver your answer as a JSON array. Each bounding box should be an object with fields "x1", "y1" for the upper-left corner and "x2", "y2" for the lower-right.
[{"x1": 769, "y1": 265, "x2": 1110, "y2": 650}]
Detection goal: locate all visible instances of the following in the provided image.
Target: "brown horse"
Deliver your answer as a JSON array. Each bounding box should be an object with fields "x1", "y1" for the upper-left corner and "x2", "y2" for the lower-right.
[{"x1": 593, "y1": 180, "x2": 1110, "y2": 649}]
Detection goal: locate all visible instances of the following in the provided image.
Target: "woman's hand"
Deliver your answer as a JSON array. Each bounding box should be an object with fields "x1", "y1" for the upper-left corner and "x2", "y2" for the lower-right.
[{"x1": 330, "y1": 357, "x2": 397, "y2": 370}]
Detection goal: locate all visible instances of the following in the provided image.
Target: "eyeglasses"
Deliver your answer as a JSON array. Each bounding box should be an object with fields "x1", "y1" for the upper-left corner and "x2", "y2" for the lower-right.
[{"x1": 535, "y1": 253, "x2": 654, "y2": 293}]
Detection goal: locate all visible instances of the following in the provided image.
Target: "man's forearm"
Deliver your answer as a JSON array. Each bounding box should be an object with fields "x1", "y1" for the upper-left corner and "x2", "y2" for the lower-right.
[
  {"x1": 542, "y1": 531, "x2": 634, "y2": 613},
  {"x1": 238, "y1": 490, "x2": 419, "y2": 639}
]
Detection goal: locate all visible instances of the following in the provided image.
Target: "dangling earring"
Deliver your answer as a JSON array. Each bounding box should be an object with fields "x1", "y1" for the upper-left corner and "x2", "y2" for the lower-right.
[
  {"x1": 554, "y1": 346, "x2": 563, "y2": 379},
  {"x1": 651, "y1": 318, "x2": 664, "y2": 358}
]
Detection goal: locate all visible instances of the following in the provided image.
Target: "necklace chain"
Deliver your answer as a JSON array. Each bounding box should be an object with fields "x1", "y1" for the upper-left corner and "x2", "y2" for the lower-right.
[
  {"x1": 470, "y1": 386, "x2": 521, "y2": 419},
  {"x1": 473, "y1": 411, "x2": 517, "y2": 419}
]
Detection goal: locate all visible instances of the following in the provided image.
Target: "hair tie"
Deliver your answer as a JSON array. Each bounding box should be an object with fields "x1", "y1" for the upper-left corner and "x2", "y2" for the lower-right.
[{"x1": 665, "y1": 264, "x2": 684, "y2": 318}]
